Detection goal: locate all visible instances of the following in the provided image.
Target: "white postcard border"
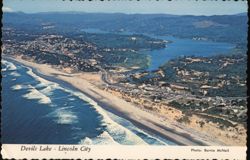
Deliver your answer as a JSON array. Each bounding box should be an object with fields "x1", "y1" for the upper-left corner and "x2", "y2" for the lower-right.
[{"x1": 1, "y1": 144, "x2": 247, "y2": 159}]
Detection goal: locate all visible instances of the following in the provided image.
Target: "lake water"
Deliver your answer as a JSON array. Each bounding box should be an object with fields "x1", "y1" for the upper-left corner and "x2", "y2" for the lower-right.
[
  {"x1": 82, "y1": 28, "x2": 235, "y2": 71},
  {"x1": 143, "y1": 35, "x2": 235, "y2": 71},
  {"x1": 1, "y1": 59, "x2": 175, "y2": 145}
]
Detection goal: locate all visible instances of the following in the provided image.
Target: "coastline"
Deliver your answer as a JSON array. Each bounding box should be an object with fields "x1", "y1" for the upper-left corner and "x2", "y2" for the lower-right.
[{"x1": 5, "y1": 55, "x2": 226, "y2": 146}]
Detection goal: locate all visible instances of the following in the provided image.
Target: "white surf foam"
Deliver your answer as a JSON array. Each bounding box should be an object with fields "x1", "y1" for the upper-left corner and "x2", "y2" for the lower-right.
[
  {"x1": 106, "y1": 111, "x2": 168, "y2": 145},
  {"x1": 80, "y1": 137, "x2": 93, "y2": 145},
  {"x1": 20, "y1": 64, "x2": 164, "y2": 145},
  {"x1": 11, "y1": 85, "x2": 22, "y2": 90},
  {"x1": 35, "y1": 82, "x2": 48, "y2": 88},
  {"x1": 39, "y1": 85, "x2": 56, "y2": 96},
  {"x1": 23, "y1": 87, "x2": 52, "y2": 104},
  {"x1": 66, "y1": 91, "x2": 148, "y2": 145},
  {"x1": 9, "y1": 71, "x2": 21, "y2": 77},
  {"x1": 80, "y1": 131, "x2": 120, "y2": 145},
  {"x1": 2, "y1": 60, "x2": 17, "y2": 71},
  {"x1": 25, "y1": 68, "x2": 60, "y2": 95},
  {"x1": 72, "y1": 90, "x2": 169, "y2": 145},
  {"x1": 11, "y1": 84, "x2": 23, "y2": 90},
  {"x1": 11, "y1": 84, "x2": 33, "y2": 90},
  {"x1": 69, "y1": 98, "x2": 76, "y2": 101},
  {"x1": 26, "y1": 68, "x2": 57, "y2": 86},
  {"x1": 55, "y1": 110, "x2": 78, "y2": 124},
  {"x1": 47, "y1": 108, "x2": 78, "y2": 124},
  {"x1": 4, "y1": 61, "x2": 55, "y2": 105},
  {"x1": 1, "y1": 60, "x2": 7, "y2": 64}
]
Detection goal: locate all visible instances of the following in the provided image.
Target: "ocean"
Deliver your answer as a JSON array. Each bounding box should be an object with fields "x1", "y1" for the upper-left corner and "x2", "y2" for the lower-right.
[{"x1": 1, "y1": 59, "x2": 175, "y2": 145}]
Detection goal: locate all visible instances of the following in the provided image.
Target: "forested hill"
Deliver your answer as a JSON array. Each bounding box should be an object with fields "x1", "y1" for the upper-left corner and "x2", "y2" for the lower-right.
[{"x1": 3, "y1": 12, "x2": 248, "y2": 46}]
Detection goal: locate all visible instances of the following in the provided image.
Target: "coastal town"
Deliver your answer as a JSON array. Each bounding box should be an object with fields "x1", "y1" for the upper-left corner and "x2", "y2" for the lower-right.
[
  {"x1": 2, "y1": 16, "x2": 247, "y2": 146},
  {"x1": 101, "y1": 54, "x2": 247, "y2": 144}
]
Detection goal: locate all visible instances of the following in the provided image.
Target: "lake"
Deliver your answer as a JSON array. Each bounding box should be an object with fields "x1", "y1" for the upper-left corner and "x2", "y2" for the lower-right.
[
  {"x1": 143, "y1": 35, "x2": 235, "y2": 71},
  {"x1": 82, "y1": 28, "x2": 235, "y2": 71}
]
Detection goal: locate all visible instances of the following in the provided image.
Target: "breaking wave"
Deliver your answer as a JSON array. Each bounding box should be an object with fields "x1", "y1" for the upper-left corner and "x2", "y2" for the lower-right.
[
  {"x1": 22, "y1": 87, "x2": 52, "y2": 104},
  {"x1": 26, "y1": 68, "x2": 57, "y2": 86},
  {"x1": 39, "y1": 85, "x2": 57, "y2": 96},
  {"x1": 1, "y1": 60, "x2": 17, "y2": 71},
  {"x1": 2, "y1": 68, "x2": 7, "y2": 72},
  {"x1": 9, "y1": 71, "x2": 21, "y2": 77},
  {"x1": 11, "y1": 84, "x2": 32, "y2": 90},
  {"x1": 24, "y1": 68, "x2": 151, "y2": 145},
  {"x1": 80, "y1": 131, "x2": 120, "y2": 145},
  {"x1": 8, "y1": 62, "x2": 168, "y2": 145},
  {"x1": 45, "y1": 106, "x2": 78, "y2": 125},
  {"x1": 70, "y1": 92, "x2": 149, "y2": 145},
  {"x1": 53, "y1": 108, "x2": 78, "y2": 124},
  {"x1": 106, "y1": 112, "x2": 169, "y2": 145}
]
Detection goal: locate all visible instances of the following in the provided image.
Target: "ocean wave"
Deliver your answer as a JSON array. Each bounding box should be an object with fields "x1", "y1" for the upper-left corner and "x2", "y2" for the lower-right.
[
  {"x1": 26, "y1": 68, "x2": 57, "y2": 86},
  {"x1": 69, "y1": 90, "x2": 168, "y2": 145},
  {"x1": 25, "y1": 68, "x2": 60, "y2": 95},
  {"x1": 69, "y1": 98, "x2": 76, "y2": 101},
  {"x1": 46, "y1": 107, "x2": 78, "y2": 124},
  {"x1": 23, "y1": 87, "x2": 52, "y2": 104},
  {"x1": 35, "y1": 82, "x2": 48, "y2": 88},
  {"x1": 1, "y1": 68, "x2": 7, "y2": 72},
  {"x1": 11, "y1": 84, "x2": 31, "y2": 90},
  {"x1": 20, "y1": 64, "x2": 164, "y2": 145},
  {"x1": 106, "y1": 112, "x2": 168, "y2": 145},
  {"x1": 68, "y1": 92, "x2": 148, "y2": 145},
  {"x1": 79, "y1": 131, "x2": 120, "y2": 145},
  {"x1": 1, "y1": 60, "x2": 17, "y2": 71},
  {"x1": 56, "y1": 106, "x2": 75, "y2": 110},
  {"x1": 11, "y1": 85, "x2": 22, "y2": 90},
  {"x1": 39, "y1": 85, "x2": 57, "y2": 96},
  {"x1": 9, "y1": 71, "x2": 21, "y2": 77},
  {"x1": 80, "y1": 137, "x2": 93, "y2": 145},
  {"x1": 12, "y1": 83, "x2": 53, "y2": 105},
  {"x1": 55, "y1": 109, "x2": 78, "y2": 124}
]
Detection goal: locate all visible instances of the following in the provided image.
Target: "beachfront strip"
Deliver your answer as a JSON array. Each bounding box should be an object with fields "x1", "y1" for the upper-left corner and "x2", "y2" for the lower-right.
[{"x1": 2, "y1": 25, "x2": 247, "y2": 146}]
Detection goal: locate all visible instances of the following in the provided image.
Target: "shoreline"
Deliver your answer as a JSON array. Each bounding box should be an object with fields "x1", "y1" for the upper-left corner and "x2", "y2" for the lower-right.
[{"x1": 4, "y1": 55, "x2": 225, "y2": 146}]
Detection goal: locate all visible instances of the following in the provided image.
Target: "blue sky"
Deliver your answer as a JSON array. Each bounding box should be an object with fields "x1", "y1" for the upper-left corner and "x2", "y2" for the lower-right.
[{"x1": 3, "y1": 0, "x2": 248, "y2": 15}]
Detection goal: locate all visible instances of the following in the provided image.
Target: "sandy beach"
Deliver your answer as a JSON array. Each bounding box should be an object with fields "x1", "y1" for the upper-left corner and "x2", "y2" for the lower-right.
[{"x1": 6, "y1": 55, "x2": 230, "y2": 146}]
